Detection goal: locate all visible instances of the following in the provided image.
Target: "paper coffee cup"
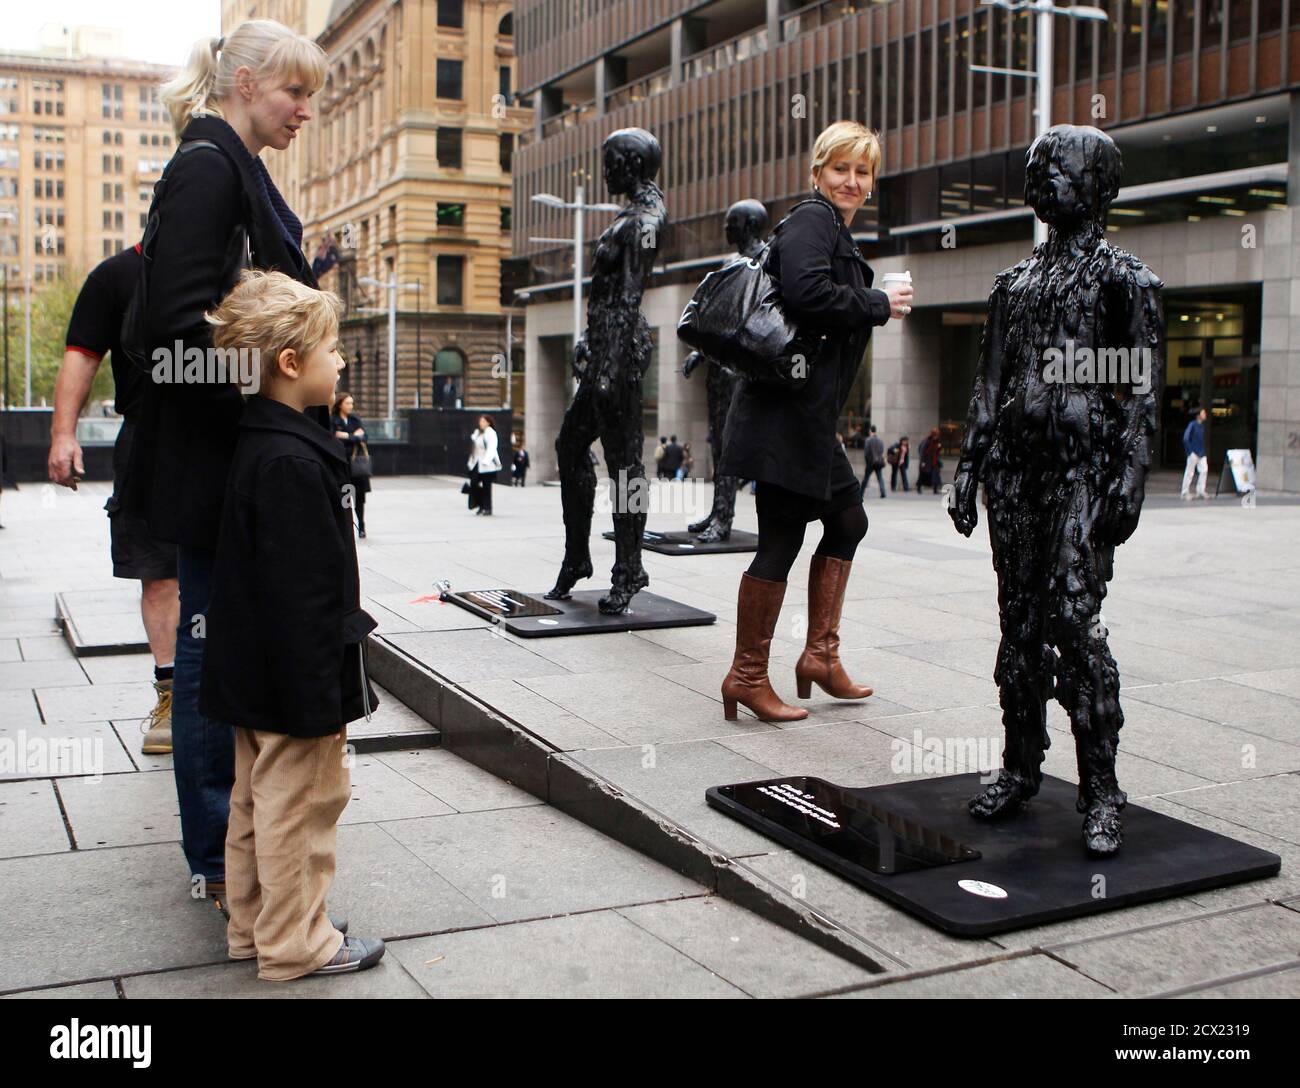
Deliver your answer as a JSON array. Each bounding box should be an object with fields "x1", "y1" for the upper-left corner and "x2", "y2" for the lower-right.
[{"x1": 882, "y1": 271, "x2": 912, "y2": 286}]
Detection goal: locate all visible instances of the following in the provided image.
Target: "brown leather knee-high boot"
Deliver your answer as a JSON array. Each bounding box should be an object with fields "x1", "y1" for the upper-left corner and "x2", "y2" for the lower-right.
[
  {"x1": 721, "y1": 573, "x2": 809, "y2": 722},
  {"x1": 795, "y1": 555, "x2": 873, "y2": 700}
]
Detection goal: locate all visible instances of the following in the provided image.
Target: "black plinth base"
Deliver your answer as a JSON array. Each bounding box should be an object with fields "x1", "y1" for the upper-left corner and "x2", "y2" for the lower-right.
[
  {"x1": 600, "y1": 528, "x2": 759, "y2": 555},
  {"x1": 706, "y1": 773, "x2": 1282, "y2": 937},
  {"x1": 446, "y1": 588, "x2": 715, "y2": 638}
]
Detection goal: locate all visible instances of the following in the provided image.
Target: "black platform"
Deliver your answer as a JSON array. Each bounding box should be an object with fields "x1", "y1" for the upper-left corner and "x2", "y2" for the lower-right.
[
  {"x1": 601, "y1": 529, "x2": 759, "y2": 555},
  {"x1": 446, "y1": 588, "x2": 716, "y2": 638},
  {"x1": 706, "y1": 773, "x2": 1282, "y2": 937}
]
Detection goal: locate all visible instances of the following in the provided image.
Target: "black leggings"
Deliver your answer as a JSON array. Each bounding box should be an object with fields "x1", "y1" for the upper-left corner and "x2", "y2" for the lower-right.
[{"x1": 747, "y1": 498, "x2": 868, "y2": 582}]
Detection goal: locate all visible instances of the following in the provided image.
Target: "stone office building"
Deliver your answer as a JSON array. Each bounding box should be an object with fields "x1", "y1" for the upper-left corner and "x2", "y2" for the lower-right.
[{"x1": 513, "y1": 0, "x2": 1300, "y2": 492}]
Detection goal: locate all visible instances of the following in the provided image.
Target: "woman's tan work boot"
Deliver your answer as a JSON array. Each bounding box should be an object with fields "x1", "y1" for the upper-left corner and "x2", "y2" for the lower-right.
[
  {"x1": 721, "y1": 573, "x2": 809, "y2": 722},
  {"x1": 795, "y1": 555, "x2": 874, "y2": 700}
]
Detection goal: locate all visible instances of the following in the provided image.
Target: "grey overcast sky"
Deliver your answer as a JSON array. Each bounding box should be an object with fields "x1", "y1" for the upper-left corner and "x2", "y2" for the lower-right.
[{"x1": 0, "y1": 0, "x2": 221, "y2": 66}]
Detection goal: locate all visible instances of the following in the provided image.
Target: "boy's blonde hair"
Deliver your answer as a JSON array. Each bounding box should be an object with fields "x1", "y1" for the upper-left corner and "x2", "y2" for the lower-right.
[
  {"x1": 810, "y1": 121, "x2": 882, "y2": 181},
  {"x1": 206, "y1": 270, "x2": 342, "y2": 388},
  {"x1": 161, "y1": 19, "x2": 327, "y2": 139}
]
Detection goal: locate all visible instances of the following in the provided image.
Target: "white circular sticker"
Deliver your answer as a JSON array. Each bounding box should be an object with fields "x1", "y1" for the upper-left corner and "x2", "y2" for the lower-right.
[
  {"x1": 537, "y1": 619, "x2": 558, "y2": 626},
  {"x1": 958, "y1": 879, "x2": 1008, "y2": 900}
]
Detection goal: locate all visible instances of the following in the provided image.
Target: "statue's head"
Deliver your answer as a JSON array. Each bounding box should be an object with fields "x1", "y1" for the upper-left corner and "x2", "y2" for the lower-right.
[
  {"x1": 1024, "y1": 124, "x2": 1122, "y2": 228},
  {"x1": 603, "y1": 128, "x2": 661, "y2": 195},
  {"x1": 724, "y1": 199, "x2": 769, "y2": 247}
]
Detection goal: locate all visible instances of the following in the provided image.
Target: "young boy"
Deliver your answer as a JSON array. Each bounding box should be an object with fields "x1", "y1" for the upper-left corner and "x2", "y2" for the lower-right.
[{"x1": 199, "y1": 271, "x2": 383, "y2": 980}]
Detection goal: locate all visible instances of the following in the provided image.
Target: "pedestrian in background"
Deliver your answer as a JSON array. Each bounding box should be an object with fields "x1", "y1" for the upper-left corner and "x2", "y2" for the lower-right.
[
  {"x1": 654, "y1": 436, "x2": 668, "y2": 478},
  {"x1": 331, "y1": 392, "x2": 371, "y2": 538},
  {"x1": 678, "y1": 441, "x2": 694, "y2": 481},
  {"x1": 512, "y1": 439, "x2": 530, "y2": 486},
  {"x1": 661, "y1": 434, "x2": 684, "y2": 480},
  {"x1": 918, "y1": 427, "x2": 943, "y2": 494},
  {"x1": 888, "y1": 435, "x2": 910, "y2": 492},
  {"x1": 1182, "y1": 406, "x2": 1209, "y2": 500},
  {"x1": 468, "y1": 413, "x2": 501, "y2": 515},
  {"x1": 863, "y1": 424, "x2": 886, "y2": 499}
]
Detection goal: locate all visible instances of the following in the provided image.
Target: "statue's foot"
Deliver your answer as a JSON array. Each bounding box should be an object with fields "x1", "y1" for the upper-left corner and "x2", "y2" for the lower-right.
[
  {"x1": 1082, "y1": 800, "x2": 1124, "y2": 856},
  {"x1": 968, "y1": 771, "x2": 1038, "y2": 819},
  {"x1": 544, "y1": 558, "x2": 593, "y2": 601},
  {"x1": 687, "y1": 514, "x2": 713, "y2": 534},
  {"x1": 695, "y1": 522, "x2": 731, "y2": 544},
  {"x1": 598, "y1": 569, "x2": 649, "y2": 615}
]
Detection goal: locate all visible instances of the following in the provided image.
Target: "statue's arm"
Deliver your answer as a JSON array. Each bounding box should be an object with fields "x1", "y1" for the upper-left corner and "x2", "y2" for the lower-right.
[
  {"x1": 1106, "y1": 256, "x2": 1165, "y2": 546},
  {"x1": 949, "y1": 273, "x2": 1010, "y2": 536}
]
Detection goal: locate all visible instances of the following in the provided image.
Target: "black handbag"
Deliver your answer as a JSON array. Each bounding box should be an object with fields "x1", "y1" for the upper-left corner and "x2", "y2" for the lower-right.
[
  {"x1": 350, "y1": 441, "x2": 373, "y2": 479},
  {"x1": 676, "y1": 199, "x2": 833, "y2": 391}
]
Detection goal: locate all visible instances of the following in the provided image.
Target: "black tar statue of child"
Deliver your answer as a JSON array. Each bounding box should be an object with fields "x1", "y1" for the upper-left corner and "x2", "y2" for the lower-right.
[{"x1": 949, "y1": 124, "x2": 1164, "y2": 856}]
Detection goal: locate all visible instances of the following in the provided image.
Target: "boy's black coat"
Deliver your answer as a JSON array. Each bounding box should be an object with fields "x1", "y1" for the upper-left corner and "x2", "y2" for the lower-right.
[{"x1": 200, "y1": 395, "x2": 379, "y2": 737}]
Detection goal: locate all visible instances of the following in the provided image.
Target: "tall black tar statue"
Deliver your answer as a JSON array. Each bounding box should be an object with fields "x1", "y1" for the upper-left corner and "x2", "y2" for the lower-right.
[
  {"x1": 949, "y1": 125, "x2": 1164, "y2": 856},
  {"x1": 545, "y1": 128, "x2": 667, "y2": 614}
]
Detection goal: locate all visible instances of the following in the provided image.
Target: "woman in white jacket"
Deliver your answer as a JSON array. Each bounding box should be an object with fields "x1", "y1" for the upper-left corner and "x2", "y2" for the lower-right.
[{"x1": 468, "y1": 414, "x2": 502, "y2": 516}]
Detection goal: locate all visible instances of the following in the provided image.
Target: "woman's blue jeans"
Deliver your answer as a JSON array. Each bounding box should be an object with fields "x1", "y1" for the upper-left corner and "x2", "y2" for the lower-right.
[{"x1": 172, "y1": 545, "x2": 234, "y2": 882}]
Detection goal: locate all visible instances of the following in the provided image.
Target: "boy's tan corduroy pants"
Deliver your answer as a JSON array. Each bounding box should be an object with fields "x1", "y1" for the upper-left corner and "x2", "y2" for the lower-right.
[{"x1": 225, "y1": 725, "x2": 351, "y2": 981}]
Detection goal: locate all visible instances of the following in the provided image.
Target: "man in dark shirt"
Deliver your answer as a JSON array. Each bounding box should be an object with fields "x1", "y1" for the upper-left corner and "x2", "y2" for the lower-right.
[
  {"x1": 661, "y1": 434, "x2": 684, "y2": 480},
  {"x1": 863, "y1": 424, "x2": 886, "y2": 499},
  {"x1": 48, "y1": 245, "x2": 178, "y2": 754}
]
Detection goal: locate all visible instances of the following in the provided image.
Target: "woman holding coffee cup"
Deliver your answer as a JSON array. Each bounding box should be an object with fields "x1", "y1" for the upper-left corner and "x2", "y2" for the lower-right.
[{"x1": 718, "y1": 120, "x2": 912, "y2": 722}]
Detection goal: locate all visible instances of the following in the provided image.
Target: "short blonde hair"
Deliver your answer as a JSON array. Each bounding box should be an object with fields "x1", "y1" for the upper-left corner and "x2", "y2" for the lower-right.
[
  {"x1": 206, "y1": 270, "x2": 342, "y2": 389},
  {"x1": 161, "y1": 19, "x2": 327, "y2": 138},
  {"x1": 810, "y1": 121, "x2": 882, "y2": 181}
]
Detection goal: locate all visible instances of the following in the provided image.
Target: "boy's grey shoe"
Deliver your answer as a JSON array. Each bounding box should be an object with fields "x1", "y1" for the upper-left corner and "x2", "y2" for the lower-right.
[{"x1": 310, "y1": 936, "x2": 385, "y2": 976}]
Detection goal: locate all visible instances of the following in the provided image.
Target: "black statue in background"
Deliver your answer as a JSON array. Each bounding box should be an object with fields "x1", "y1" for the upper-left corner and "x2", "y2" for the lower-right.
[
  {"x1": 949, "y1": 125, "x2": 1164, "y2": 856},
  {"x1": 682, "y1": 199, "x2": 769, "y2": 543},
  {"x1": 545, "y1": 128, "x2": 667, "y2": 614}
]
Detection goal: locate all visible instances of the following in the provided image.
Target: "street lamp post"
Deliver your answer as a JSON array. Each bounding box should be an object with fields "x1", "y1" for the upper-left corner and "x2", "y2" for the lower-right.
[
  {"x1": 358, "y1": 274, "x2": 420, "y2": 420},
  {"x1": 529, "y1": 186, "x2": 622, "y2": 346},
  {"x1": 970, "y1": 1, "x2": 1109, "y2": 246}
]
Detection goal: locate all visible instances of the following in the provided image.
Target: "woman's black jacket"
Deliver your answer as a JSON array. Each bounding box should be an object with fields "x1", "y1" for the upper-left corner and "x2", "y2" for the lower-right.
[
  {"x1": 718, "y1": 190, "x2": 891, "y2": 499},
  {"x1": 199, "y1": 395, "x2": 379, "y2": 737},
  {"x1": 124, "y1": 116, "x2": 318, "y2": 549},
  {"x1": 332, "y1": 412, "x2": 371, "y2": 494}
]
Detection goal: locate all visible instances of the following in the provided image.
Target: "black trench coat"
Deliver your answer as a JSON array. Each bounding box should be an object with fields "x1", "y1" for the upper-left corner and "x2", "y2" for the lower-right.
[
  {"x1": 718, "y1": 190, "x2": 891, "y2": 500},
  {"x1": 199, "y1": 396, "x2": 379, "y2": 737},
  {"x1": 123, "y1": 116, "x2": 319, "y2": 550}
]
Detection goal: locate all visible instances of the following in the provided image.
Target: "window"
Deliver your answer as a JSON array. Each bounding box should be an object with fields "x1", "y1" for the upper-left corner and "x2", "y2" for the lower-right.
[
  {"x1": 500, "y1": 205, "x2": 512, "y2": 231},
  {"x1": 437, "y1": 255, "x2": 464, "y2": 306},
  {"x1": 438, "y1": 0, "x2": 463, "y2": 28},
  {"x1": 498, "y1": 12, "x2": 513, "y2": 36},
  {"x1": 436, "y1": 59, "x2": 463, "y2": 100},
  {"x1": 437, "y1": 202, "x2": 465, "y2": 228},
  {"x1": 104, "y1": 130, "x2": 113, "y2": 145},
  {"x1": 499, "y1": 132, "x2": 514, "y2": 173},
  {"x1": 102, "y1": 83, "x2": 123, "y2": 120},
  {"x1": 499, "y1": 65, "x2": 511, "y2": 103},
  {"x1": 436, "y1": 127, "x2": 463, "y2": 168}
]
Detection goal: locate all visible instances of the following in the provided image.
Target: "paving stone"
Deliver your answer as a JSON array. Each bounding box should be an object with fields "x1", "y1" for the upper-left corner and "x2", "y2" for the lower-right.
[
  {"x1": 110, "y1": 720, "x2": 169, "y2": 771},
  {"x1": 387, "y1": 628, "x2": 570, "y2": 684},
  {"x1": 1156, "y1": 774, "x2": 1300, "y2": 847},
  {"x1": 121, "y1": 956, "x2": 430, "y2": 998},
  {"x1": 0, "y1": 780, "x2": 70, "y2": 857},
  {"x1": 341, "y1": 753, "x2": 457, "y2": 824},
  {"x1": 516, "y1": 628, "x2": 699, "y2": 673},
  {"x1": 328, "y1": 822, "x2": 495, "y2": 938},
  {"x1": 346, "y1": 682, "x2": 436, "y2": 741},
  {"x1": 617, "y1": 895, "x2": 877, "y2": 998},
  {"x1": 740, "y1": 849, "x2": 1004, "y2": 972},
  {"x1": 886, "y1": 637, "x2": 1001, "y2": 682},
  {"x1": 1125, "y1": 679, "x2": 1300, "y2": 748},
  {"x1": 363, "y1": 591, "x2": 494, "y2": 632},
  {"x1": 17, "y1": 636, "x2": 75, "y2": 662},
  {"x1": 0, "y1": 639, "x2": 19, "y2": 663},
  {"x1": 0, "y1": 658, "x2": 87, "y2": 692},
  {"x1": 380, "y1": 805, "x2": 703, "y2": 923},
  {"x1": 569, "y1": 739, "x2": 785, "y2": 858},
  {"x1": 831, "y1": 953, "x2": 1114, "y2": 999},
  {"x1": 37, "y1": 681, "x2": 157, "y2": 723},
  {"x1": 2, "y1": 981, "x2": 120, "y2": 999},
  {"x1": 59, "y1": 770, "x2": 181, "y2": 848},
  {"x1": 78, "y1": 653, "x2": 157, "y2": 687},
  {"x1": 1227, "y1": 666, "x2": 1300, "y2": 701},
  {"x1": 519, "y1": 668, "x2": 782, "y2": 746},
  {"x1": 716, "y1": 719, "x2": 929, "y2": 788},
  {"x1": 0, "y1": 689, "x2": 42, "y2": 727},
  {"x1": 0, "y1": 843, "x2": 228, "y2": 991},
  {"x1": 0, "y1": 719, "x2": 134, "y2": 781},
  {"x1": 0, "y1": 617, "x2": 63, "y2": 639},
  {"x1": 1048, "y1": 904, "x2": 1300, "y2": 995},
  {"x1": 458, "y1": 677, "x2": 624, "y2": 752},
  {"x1": 387, "y1": 909, "x2": 747, "y2": 998},
  {"x1": 795, "y1": 646, "x2": 998, "y2": 713},
  {"x1": 1173, "y1": 963, "x2": 1300, "y2": 998},
  {"x1": 1101, "y1": 636, "x2": 1236, "y2": 685},
  {"x1": 376, "y1": 748, "x2": 540, "y2": 813}
]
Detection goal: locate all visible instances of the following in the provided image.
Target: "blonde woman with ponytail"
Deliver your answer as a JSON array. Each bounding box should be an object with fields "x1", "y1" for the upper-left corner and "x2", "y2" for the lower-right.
[{"x1": 122, "y1": 19, "x2": 328, "y2": 923}]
